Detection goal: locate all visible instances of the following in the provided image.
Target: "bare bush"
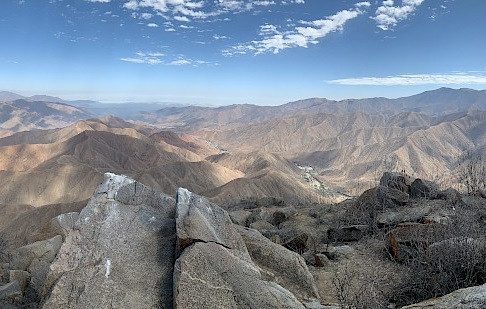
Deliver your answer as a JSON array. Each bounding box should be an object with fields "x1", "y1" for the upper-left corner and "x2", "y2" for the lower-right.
[
  {"x1": 0, "y1": 233, "x2": 9, "y2": 263},
  {"x1": 392, "y1": 204, "x2": 486, "y2": 306},
  {"x1": 456, "y1": 149, "x2": 486, "y2": 194},
  {"x1": 332, "y1": 262, "x2": 387, "y2": 309}
]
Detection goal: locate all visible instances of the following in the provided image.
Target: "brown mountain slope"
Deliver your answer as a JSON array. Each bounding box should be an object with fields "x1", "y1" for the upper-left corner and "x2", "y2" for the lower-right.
[
  {"x1": 207, "y1": 151, "x2": 299, "y2": 176},
  {"x1": 197, "y1": 111, "x2": 486, "y2": 194},
  {"x1": 0, "y1": 99, "x2": 93, "y2": 132},
  {"x1": 203, "y1": 169, "x2": 334, "y2": 206}
]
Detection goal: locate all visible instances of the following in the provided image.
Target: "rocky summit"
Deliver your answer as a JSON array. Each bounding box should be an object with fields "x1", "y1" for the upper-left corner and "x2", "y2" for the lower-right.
[{"x1": 1, "y1": 173, "x2": 322, "y2": 308}]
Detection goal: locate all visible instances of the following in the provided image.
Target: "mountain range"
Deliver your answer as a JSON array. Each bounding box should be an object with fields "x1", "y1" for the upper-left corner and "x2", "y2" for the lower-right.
[{"x1": 0, "y1": 87, "x2": 485, "y2": 245}]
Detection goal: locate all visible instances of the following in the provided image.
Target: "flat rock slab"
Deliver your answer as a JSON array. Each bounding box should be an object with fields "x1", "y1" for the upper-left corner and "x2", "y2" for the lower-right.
[
  {"x1": 42, "y1": 173, "x2": 176, "y2": 309},
  {"x1": 174, "y1": 242, "x2": 307, "y2": 309}
]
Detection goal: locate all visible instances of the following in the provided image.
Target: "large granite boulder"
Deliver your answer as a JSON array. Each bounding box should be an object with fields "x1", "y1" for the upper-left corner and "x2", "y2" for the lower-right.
[
  {"x1": 377, "y1": 185, "x2": 410, "y2": 208},
  {"x1": 237, "y1": 226, "x2": 320, "y2": 301},
  {"x1": 41, "y1": 173, "x2": 176, "y2": 309},
  {"x1": 379, "y1": 172, "x2": 413, "y2": 194},
  {"x1": 410, "y1": 179, "x2": 439, "y2": 199},
  {"x1": 173, "y1": 189, "x2": 320, "y2": 308},
  {"x1": 402, "y1": 283, "x2": 486, "y2": 308}
]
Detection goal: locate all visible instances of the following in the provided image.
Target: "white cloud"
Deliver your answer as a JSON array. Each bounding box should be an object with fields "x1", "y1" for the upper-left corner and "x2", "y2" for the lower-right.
[
  {"x1": 120, "y1": 52, "x2": 218, "y2": 66},
  {"x1": 328, "y1": 73, "x2": 486, "y2": 86},
  {"x1": 117, "y1": 0, "x2": 285, "y2": 22},
  {"x1": 174, "y1": 15, "x2": 190, "y2": 22},
  {"x1": 213, "y1": 34, "x2": 229, "y2": 40},
  {"x1": 281, "y1": 0, "x2": 304, "y2": 4},
  {"x1": 87, "y1": 0, "x2": 111, "y2": 2},
  {"x1": 147, "y1": 23, "x2": 159, "y2": 27},
  {"x1": 223, "y1": 2, "x2": 368, "y2": 55},
  {"x1": 168, "y1": 59, "x2": 191, "y2": 65},
  {"x1": 372, "y1": 0, "x2": 425, "y2": 30},
  {"x1": 120, "y1": 51, "x2": 164, "y2": 64}
]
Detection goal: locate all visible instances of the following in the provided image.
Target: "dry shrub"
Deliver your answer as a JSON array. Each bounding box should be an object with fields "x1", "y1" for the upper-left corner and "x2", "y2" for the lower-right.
[
  {"x1": 332, "y1": 262, "x2": 387, "y2": 309},
  {"x1": 393, "y1": 201, "x2": 486, "y2": 306}
]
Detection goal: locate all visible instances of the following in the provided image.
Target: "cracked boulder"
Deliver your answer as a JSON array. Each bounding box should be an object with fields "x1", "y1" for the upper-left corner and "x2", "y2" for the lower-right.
[
  {"x1": 41, "y1": 173, "x2": 176, "y2": 309},
  {"x1": 173, "y1": 189, "x2": 320, "y2": 308}
]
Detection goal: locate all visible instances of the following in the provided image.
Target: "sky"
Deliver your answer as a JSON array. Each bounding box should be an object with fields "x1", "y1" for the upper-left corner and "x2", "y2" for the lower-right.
[{"x1": 1, "y1": 0, "x2": 486, "y2": 105}]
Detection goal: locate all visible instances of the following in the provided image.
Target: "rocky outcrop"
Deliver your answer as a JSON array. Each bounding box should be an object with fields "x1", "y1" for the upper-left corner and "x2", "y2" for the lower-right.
[
  {"x1": 410, "y1": 179, "x2": 439, "y2": 199},
  {"x1": 402, "y1": 282, "x2": 486, "y2": 308},
  {"x1": 42, "y1": 173, "x2": 176, "y2": 309},
  {"x1": 27, "y1": 173, "x2": 323, "y2": 308},
  {"x1": 379, "y1": 172, "x2": 413, "y2": 194},
  {"x1": 173, "y1": 189, "x2": 321, "y2": 308}
]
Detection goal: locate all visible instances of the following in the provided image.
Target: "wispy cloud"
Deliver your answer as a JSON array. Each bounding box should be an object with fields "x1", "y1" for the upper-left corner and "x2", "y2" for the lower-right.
[
  {"x1": 372, "y1": 0, "x2": 425, "y2": 30},
  {"x1": 223, "y1": 2, "x2": 370, "y2": 56},
  {"x1": 119, "y1": 0, "x2": 281, "y2": 22},
  {"x1": 328, "y1": 73, "x2": 486, "y2": 86},
  {"x1": 120, "y1": 51, "x2": 164, "y2": 64},
  {"x1": 120, "y1": 52, "x2": 218, "y2": 66}
]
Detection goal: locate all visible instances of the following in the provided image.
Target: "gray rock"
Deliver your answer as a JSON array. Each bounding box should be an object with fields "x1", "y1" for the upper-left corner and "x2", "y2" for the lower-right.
[
  {"x1": 174, "y1": 242, "x2": 307, "y2": 309},
  {"x1": 249, "y1": 220, "x2": 275, "y2": 231},
  {"x1": 9, "y1": 235, "x2": 62, "y2": 271},
  {"x1": 323, "y1": 245, "x2": 354, "y2": 261},
  {"x1": 0, "y1": 281, "x2": 21, "y2": 301},
  {"x1": 28, "y1": 259, "x2": 51, "y2": 297},
  {"x1": 302, "y1": 251, "x2": 330, "y2": 268},
  {"x1": 437, "y1": 188, "x2": 461, "y2": 203},
  {"x1": 42, "y1": 173, "x2": 176, "y2": 309},
  {"x1": 410, "y1": 179, "x2": 439, "y2": 199},
  {"x1": 327, "y1": 225, "x2": 370, "y2": 242},
  {"x1": 423, "y1": 213, "x2": 451, "y2": 224},
  {"x1": 237, "y1": 226, "x2": 320, "y2": 301},
  {"x1": 229, "y1": 210, "x2": 252, "y2": 226},
  {"x1": 175, "y1": 188, "x2": 250, "y2": 260},
  {"x1": 376, "y1": 205, "x2": 431, "y2": 226},
  {"x1": 402, "y1": 282, "x2": 486, "y2": 308},
  {"x1": 380, "y1": 172, "x2": 412, "y2": 194},
  {"x1": 377, "y1": 185, "x2": 410, "y2": 208},
  {"x1": 246, "y1": 207, "x2": 296, "y2": 227},
  {"x1": 283, "y1": 234, "x2": 310, "y2": 254},
  {"x1": 49, "y1": 212, "x2": 79, "y2": 240},
  {"x1": 9, "y1": 270, "x2": 30, "y2": 292}
]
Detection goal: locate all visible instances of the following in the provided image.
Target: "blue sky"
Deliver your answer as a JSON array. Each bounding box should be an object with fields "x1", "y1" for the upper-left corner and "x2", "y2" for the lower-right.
[{"x1": 1, "y1": 0, "x2": 485, "y2": 105}]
